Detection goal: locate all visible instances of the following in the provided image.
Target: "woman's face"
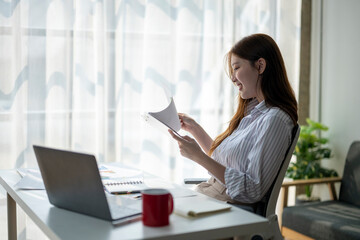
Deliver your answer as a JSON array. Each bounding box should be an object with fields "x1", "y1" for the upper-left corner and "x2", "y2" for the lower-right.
[{"x1": 230, "y1": 54, "x2": 264, "y2": 101}]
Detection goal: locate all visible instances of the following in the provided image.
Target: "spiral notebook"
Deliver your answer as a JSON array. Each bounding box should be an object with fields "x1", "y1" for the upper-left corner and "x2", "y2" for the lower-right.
[
  {"x1": 103, "y1": 178, "x2": 148, "y2": 194},
  {"x1": 174, "y1": 197, "x2": 231, "y2": 218}
]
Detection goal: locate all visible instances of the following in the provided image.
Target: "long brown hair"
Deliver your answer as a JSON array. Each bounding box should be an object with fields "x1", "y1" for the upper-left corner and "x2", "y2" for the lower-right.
[{"x1": 209, "y1": 33, "x2": 298, "y2": 156}]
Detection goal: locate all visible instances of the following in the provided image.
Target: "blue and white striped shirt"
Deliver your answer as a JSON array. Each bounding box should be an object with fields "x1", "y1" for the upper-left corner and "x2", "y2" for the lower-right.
[{"x1": 212, "y1": 99, "x2": 294, "y2": 203}]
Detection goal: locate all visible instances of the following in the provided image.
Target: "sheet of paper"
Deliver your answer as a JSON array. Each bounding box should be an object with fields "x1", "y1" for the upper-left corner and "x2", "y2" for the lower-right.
[
  {"x1": 15, "y1": 168, "x2": 45, "y2": 190},
  {"x1": 168, "y1": 188, "x2": 198, "y2": 198},
  {"x1": 99, "y1": 164, "x2": 144, "y2": 180},
  {"x1": 144, "y1": 179, "x2": 198, "y2": 198},
  {"x1": 142, "y1": 97, "x2": 181, "y2": 136}
]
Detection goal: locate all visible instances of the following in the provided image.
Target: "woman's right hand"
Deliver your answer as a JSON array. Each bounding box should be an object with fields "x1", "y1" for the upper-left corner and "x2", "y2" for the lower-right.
[
  {"x1": 178, "y1": 113, "x2": 214, "y2": 153},
  {"x1": 178, "y1": 113, "x2": 198, "y2": 134}
]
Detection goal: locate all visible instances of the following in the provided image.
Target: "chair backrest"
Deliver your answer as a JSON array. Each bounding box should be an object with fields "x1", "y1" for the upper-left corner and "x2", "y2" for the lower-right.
[
  {"x1": 261, "y1": 124, "x2": 300, "y2": 217},
  {"x1": 339, "y1": 141, "x2": 360, "y2": 207}
]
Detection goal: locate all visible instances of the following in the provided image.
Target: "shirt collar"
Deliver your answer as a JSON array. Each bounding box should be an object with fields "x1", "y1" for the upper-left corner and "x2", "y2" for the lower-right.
[
  {"x1": 245, "y1": 98, "x2": 258, "y2": 115},
  {"x1": 252, "y1": 100, "x2": 270, "y2": 114}
]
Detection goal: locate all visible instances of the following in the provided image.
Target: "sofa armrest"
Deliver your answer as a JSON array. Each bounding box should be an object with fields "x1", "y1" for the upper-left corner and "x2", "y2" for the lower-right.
[
  {"x1": 282, "y1": 177, "x2": 342, "y2": 187},
  {"x1": 281, "y1": 177, "x2": 342, "y2": 208}
]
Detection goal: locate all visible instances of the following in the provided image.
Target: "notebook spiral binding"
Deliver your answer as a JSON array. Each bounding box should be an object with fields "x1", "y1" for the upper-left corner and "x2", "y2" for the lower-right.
[{"x1": 104, "y1": 180, "x2": 144, "y2": 186}]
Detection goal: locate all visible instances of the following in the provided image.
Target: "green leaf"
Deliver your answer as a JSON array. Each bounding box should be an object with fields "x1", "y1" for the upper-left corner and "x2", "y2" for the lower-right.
[{"x1": 286, "y1": 118, "x2": 339, "y2": 189}]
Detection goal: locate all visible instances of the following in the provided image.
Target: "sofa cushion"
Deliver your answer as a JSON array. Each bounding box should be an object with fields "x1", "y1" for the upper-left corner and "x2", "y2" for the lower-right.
[{"x1": 282, "y1": 200, "x2": 360, "y2": 240}]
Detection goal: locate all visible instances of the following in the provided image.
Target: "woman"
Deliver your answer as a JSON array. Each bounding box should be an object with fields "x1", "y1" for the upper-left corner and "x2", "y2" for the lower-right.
[{"x1": 169, "y1": 33, "x2": 298, "y2": 205}]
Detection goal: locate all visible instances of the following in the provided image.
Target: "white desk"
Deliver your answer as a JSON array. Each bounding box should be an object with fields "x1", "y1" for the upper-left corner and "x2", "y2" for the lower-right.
[{"x1": 0, "y1": 169, "x2": 269, "y2": 240}]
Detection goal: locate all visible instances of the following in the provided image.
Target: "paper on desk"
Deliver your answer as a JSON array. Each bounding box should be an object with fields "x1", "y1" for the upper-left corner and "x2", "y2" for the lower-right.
[
  {"x1": 141, "y1": 97, "x2": 181, "y2": 136},
  {"x1": 168, "y1": 188, "x2": 198, "y2": 198},
  {"x1": 15, "y1": 165, "x2": 137, "y2": 190},
  {"x1": 99, "y1": 164, "x2": 144, "y2": 180},
  {"x1": 15, "y1": 168, "x2": 45, "y2": 190},
  {"x1": 145, "y1": 179, "x2": 198, "y2": 198}
]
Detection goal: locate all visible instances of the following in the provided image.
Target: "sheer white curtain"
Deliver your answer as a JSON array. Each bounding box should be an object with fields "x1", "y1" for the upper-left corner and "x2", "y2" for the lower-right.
[
  {"x1": 0, "y1": 0, "x2": 300, "y2": 181},
  {"x1": 1, "y1": 0, "x2": 300, "y2": 237}
]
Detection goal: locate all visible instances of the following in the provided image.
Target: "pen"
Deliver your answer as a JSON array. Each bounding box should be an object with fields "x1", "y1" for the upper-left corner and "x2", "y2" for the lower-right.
[{"x1": 113, "y1": 190, "x2": 141, "y2": 195}]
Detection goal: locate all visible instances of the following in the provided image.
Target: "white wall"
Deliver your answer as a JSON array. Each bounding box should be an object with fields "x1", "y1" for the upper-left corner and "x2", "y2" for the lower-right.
[{"x1": 310, "y1": 0, "x2": 360, "y2": 199}]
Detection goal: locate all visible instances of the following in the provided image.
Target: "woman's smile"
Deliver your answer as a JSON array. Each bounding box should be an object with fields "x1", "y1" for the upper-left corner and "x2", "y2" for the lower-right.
[{"x1": 237, "y1": 82, "x2": 243, "y2": 91}]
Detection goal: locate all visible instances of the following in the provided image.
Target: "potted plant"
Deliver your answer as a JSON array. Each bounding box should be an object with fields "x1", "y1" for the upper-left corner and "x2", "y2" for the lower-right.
[{"x1": 286, "y1": 118, "x2": 338, "y2": 202}]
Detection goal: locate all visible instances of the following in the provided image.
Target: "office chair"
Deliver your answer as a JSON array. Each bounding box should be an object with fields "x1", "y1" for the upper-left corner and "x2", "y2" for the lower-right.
[{"x1": 185, "y1": 124, "x2": 300, "y2": 240}]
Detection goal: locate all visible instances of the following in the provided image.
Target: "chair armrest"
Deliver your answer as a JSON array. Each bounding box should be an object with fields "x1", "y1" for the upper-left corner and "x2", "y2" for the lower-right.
[{"x1": 184, "y1": 178, "x2": 209, "y2": 184}]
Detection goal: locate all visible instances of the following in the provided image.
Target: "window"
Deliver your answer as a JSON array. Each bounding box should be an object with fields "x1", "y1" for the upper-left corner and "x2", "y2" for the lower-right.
[{"x1": 0, "y1": 0, "x2": 301, "y2": 183}]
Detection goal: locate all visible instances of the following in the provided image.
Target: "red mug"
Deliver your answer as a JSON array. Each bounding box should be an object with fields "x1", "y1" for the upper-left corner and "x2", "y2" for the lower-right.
[{"x1": 142, "y1": 188, "x2": 173, "y2": 227}]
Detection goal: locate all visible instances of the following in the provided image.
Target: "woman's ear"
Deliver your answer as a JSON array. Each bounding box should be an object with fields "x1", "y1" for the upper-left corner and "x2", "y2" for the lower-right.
[{"x1": 257, "y1": 58, "x2": 266, "y2": 74}]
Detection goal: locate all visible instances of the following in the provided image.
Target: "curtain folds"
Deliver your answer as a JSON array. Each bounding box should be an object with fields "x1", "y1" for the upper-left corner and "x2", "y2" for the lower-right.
[{"x1": 0, "y1": 0, "x2": 301, "y2": 183}]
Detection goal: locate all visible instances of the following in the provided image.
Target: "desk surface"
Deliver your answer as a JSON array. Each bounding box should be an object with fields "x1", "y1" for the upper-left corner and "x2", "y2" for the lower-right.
[{"x1": 0, "y1": 169, "x2": 268, "y2": 240}]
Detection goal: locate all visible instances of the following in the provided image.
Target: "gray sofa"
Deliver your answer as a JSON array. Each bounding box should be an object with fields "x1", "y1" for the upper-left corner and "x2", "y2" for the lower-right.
[{"x1": 282, "y1": 141, "x2": 360, "y2": 240}]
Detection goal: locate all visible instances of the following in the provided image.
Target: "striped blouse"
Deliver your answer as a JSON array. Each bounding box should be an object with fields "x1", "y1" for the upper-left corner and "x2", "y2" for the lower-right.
[{"x1": 211, "y1": 98, "x2": 294, "y2": 203}]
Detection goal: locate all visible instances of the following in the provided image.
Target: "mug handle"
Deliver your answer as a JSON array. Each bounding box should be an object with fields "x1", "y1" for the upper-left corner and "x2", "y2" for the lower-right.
[{"x1": 168, "y1": 193, "x2": 174, "y2": 214}]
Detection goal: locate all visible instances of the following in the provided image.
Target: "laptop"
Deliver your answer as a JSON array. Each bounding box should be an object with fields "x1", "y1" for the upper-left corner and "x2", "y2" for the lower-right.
[{"x1": 33, "y1": 145, "x2": 142, "y2": 225}]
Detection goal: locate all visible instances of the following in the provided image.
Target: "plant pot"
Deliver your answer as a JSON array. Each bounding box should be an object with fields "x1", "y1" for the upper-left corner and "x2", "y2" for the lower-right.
[{"x1": 295, "y1": 194, "x2": 321, "y2": 205}]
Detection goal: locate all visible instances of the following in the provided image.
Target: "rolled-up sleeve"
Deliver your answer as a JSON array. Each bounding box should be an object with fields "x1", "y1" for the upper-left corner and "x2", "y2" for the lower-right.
[{"x1": 224, "y1": 116, "x2": 292, "y2": 203}]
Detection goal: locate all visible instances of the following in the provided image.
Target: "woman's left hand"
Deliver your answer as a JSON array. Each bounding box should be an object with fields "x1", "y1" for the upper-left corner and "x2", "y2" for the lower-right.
[
  {"x1": 169, "y1": 129, "x2": 226, "y2": 183},
  {"x1": 168, "y1": 130, "x2": 205, "y2": 162}
]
